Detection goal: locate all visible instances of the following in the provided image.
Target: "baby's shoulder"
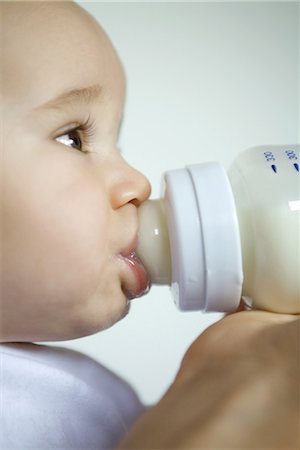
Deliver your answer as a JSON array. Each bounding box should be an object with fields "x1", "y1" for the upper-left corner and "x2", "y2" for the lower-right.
[{"x1": 0, "y1": 343, "x2": 144, "y2": 449}]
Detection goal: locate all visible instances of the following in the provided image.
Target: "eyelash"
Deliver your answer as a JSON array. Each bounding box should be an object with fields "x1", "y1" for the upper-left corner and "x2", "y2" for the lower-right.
[{"x1": 56, "y1": 116, "x2": 96, "y2": 153}]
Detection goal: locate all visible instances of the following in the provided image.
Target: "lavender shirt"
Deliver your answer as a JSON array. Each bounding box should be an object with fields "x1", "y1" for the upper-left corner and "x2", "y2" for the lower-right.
[{"x1": 0, "y1": 343, "x2": 144, "y2": 449}]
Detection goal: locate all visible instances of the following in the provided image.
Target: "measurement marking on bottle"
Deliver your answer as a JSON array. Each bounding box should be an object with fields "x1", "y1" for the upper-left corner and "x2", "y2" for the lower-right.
[
  {"x1": 271, "y1": 164, "x2": 277, "y2": 173},
  {"x1": 264, "y1": 151, "x2": 275, "y2": 162},
  {"x1": 293, "y1": 163, "x2": 299, "y2": 172},
  {"x1": 285, "y1": 149, "x2": 298, "y2": 161}
]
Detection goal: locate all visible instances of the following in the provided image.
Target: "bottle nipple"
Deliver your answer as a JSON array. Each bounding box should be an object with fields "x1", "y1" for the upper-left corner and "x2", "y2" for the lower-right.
[
  {"x1": 136, "y1": 162, "x2": 243, "y2": 312},
  {"x1": 137, "y1": 199, "x2": 171, "y2": 285}
]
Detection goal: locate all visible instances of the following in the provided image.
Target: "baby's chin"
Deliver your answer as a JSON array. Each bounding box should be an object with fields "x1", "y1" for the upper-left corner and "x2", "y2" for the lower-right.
[
  {"x1": 51, "y1": 298, "x2": 131, "y2": 342},
  {"x1": 2, "y1": 301, "x2": 130, "y2": 344},
  {"x1": 80, "y1": 301, "x2": 131, "y2": 338}
]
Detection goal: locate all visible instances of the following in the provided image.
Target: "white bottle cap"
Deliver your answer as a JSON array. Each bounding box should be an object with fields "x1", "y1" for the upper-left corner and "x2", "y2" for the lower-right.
[{"x1": 164, "y1": 162, "x2": 243, "y2": 312}]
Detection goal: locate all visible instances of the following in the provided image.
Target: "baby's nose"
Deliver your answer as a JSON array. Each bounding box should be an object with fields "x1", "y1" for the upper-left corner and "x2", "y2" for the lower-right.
[
  {"x1": 128, "y1": 167, "x2": 151, "y2": 207},
  {"x1": 110, "y1": 158, "x2": 151, "y2": 209}
]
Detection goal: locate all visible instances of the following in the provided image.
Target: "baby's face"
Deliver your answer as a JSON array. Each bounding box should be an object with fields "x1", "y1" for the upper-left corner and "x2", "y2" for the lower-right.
[{"x1": 1, "y1": 2, "x2": 151, "y2": 342}]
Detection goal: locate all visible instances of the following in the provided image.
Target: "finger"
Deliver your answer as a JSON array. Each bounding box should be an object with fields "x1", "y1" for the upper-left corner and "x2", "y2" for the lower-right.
[{"x1": 226, "y1": 297, "x2": 252, "y2": 316}]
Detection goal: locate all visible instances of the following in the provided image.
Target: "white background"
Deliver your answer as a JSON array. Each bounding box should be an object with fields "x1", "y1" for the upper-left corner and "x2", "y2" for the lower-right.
[{"x1": 52, "y1": 1, "x2": 299, "y2": 405}]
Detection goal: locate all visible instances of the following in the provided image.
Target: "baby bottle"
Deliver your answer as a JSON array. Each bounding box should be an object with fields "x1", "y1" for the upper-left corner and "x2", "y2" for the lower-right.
[{"x1": 137, "y1": 145, "x2": 300, "y2": 314}]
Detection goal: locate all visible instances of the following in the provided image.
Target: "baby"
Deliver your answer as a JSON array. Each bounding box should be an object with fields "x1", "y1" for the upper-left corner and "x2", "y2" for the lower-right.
[
  {"x1": 1, "y1": 1, "x2": 151, "y2": 447},
  {"x1": 2, "y1": 0, "x2": 151, "y2": 342}
]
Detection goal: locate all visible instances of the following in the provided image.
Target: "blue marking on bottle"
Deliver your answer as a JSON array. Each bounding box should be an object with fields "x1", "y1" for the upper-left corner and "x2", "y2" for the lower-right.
[
  {"x1": 285, "y1": 149, "x2": 298, "y2": 161},
  {"x1": 271, "y1": 164, "x2": 277, "y2": 173},
  {"x1": 294, "y1": 163, "x2": 299, "y2": 172}
]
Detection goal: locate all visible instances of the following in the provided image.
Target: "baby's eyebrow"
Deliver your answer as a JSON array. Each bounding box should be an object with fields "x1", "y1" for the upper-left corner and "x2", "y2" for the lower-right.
[{"x1": 35, "y1": 84, "x2": 103, "y2": 111}]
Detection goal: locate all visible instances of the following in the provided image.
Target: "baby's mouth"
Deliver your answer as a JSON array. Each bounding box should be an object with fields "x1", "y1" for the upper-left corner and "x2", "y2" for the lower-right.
[{"x1": 119, "y1": 251, "x2": 150, "y2": 300}]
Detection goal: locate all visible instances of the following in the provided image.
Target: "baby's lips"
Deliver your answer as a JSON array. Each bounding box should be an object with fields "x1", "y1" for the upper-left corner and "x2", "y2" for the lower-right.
[{"x1": 121, "y1": 251, "x2": 151, "y2": 300}]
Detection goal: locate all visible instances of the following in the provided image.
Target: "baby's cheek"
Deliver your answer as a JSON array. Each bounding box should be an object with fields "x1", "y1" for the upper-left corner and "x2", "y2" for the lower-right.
[
  {"x1": 2, "y1": 147, "x2": 122, "y2": 337},
  {"x1": 43, "y1": 185, "x2": 110, "y2": 295},
  {"x1": 17, "y1": 177, "x2": 110, "y2": 306}
]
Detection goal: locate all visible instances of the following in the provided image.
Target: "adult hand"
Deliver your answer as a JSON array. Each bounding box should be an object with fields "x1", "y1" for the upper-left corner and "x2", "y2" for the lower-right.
[{"x1": 119, "y1": 310, "x2": 300, "y2": 449}]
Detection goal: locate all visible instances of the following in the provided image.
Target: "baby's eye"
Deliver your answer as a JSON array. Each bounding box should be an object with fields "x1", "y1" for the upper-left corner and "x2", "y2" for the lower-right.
[
  {"x1": 56, "y1": 130, "x2": 83, "y2": 151},
  {"x1": 55, "y1": 117, "x2": 96, "y2": 153}
]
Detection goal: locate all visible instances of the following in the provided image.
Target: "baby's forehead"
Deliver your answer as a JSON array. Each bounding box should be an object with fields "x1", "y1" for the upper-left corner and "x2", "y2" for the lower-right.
[
  {"x1": 3, "y1": 1, "x2": 107, "y2": 57},
  {"x1": 3, "y1": 1, "x2": 98, "y2": 33},
  {"x1": 2, "y1": 1, "x2": 125, "y2": 112}
]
